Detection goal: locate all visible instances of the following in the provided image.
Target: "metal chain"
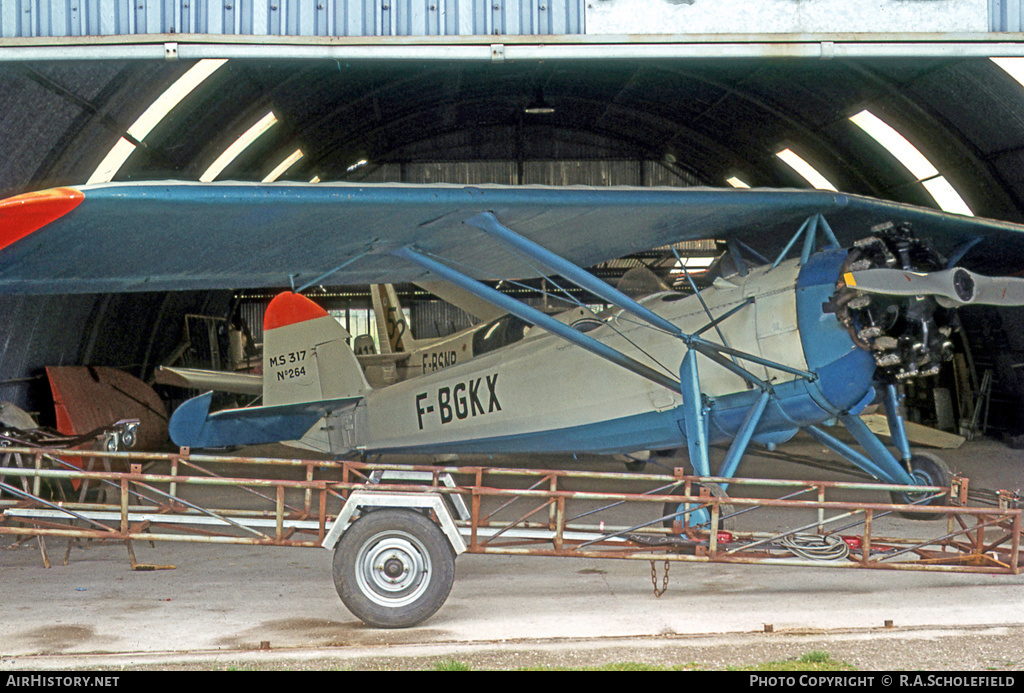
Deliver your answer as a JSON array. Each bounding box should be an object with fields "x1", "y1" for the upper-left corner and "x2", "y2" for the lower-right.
[{"x1": 650, "y1": 560, "x2": 669, "y2": 597}]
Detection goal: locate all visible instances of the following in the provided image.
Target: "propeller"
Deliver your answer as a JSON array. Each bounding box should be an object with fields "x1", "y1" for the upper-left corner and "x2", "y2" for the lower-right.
[{"x1": 842, "y1": 267, "x2": 1024, "y2": 308}]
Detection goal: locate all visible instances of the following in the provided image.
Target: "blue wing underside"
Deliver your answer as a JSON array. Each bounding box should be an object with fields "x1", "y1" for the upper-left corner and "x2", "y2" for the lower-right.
[{"x1": 2, "y1": 181, "x2": 1023, "y2": 295}]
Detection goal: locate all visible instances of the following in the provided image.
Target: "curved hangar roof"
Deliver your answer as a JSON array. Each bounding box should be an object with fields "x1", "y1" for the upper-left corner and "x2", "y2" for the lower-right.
[
  {"x1": 6, "y1": 54, "x2": 1024, "y2": 235},
  {"x1": 6, "y1": 13, "x2": 1024, "y2": 418}
]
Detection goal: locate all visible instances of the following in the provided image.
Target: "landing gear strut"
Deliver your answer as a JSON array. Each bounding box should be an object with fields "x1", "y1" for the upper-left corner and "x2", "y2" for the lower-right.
[
  {"x1": 891, "y1": 452, "x2": 953, "y2": 520},
  {"x1": 663, "y1": 482, "x2": 733, "y2": 530}
]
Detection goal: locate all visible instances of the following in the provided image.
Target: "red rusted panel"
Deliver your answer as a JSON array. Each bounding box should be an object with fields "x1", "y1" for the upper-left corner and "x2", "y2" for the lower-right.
[{"x1": 46, "y1": 366, "x2": 168, "y2": 451}]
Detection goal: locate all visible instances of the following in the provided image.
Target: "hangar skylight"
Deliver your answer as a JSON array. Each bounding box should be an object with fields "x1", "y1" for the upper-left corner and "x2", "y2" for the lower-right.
[
  {"x1": 87, "y1": 59, "x2": 227, "y2": 185},
  {"x1": 849, "y1": 110, "x2": 973, "y2": 216},
  {"x1": 670, "y1": 256, "x2": 716, "y2": 275},
  {"x1": 200, "y1": 111, "x2": 278, "y2": 183},
  {"x1": 726, "y1": 176, "x2": 750, "y2": 188},
  {"x1": 775, "y1": 149, "x2": 838, "y2": 191},
  {"x1": 992, "y1": 56, "x2": 1024, "y2": 87},
  {"x1": 263, "y1": 148, "x2": 304, "y2": 182}
]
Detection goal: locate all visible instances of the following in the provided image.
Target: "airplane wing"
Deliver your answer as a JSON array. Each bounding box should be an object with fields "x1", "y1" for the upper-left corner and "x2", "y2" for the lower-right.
[{"x1": 3, "y1": 181, "x2": 1024, "y2": 295}]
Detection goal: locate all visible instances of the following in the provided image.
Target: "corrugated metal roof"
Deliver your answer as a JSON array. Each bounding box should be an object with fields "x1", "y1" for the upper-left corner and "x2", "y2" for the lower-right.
[{"x1": 0, "y1": 0, "x2": 585, "y2": 38}]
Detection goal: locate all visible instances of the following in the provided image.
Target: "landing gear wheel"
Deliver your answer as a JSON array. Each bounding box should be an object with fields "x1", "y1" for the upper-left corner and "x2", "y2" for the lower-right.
[
  {"x1": 890, "y1": 452, "x2": 952, "y2": 520},
  {"x1": 333, "y1": 508, "x2": 456, "y2": 628},
  {"x1": 663, "y1": 482, "x2": 734, "y2": 530},
  {"x1": 624, "y1": 459, "x2": 647, "y2": 473}
]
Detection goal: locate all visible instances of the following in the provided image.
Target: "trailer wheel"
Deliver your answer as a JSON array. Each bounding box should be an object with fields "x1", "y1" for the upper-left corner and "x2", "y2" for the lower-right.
[
  {"x1": 890, "y1": 452, "x2": 952, "y2": 520},
  {"x1": 333, "y1": 508, "x2": 455, "y2": 628}
]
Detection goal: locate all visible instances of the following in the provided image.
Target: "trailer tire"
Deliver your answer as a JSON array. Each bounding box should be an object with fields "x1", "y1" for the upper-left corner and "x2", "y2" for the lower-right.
[
  {"x1": 333, "y1": 508, "x2": 455, "y2": 628},
  {"x1": 890, "y1": 452, "x2": 952, "y2": 520}
]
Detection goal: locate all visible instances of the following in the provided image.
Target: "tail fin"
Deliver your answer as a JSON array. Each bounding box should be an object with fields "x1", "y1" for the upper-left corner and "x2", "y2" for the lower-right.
[
  {"x1": 263, "y1": 292, "x2": 370, "y2": 407},
  {"x1": 167, "y1": 291, "x2": 368, "y2": 450},
  {"x1": 370, "y1": 284, "x2": 422, "y2": 353}
]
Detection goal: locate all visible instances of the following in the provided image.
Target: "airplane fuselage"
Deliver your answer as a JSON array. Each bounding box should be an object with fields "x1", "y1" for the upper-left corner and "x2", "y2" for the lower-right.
[{"x1": 341, "y1": 248, "x2": 873, "y2": 456}]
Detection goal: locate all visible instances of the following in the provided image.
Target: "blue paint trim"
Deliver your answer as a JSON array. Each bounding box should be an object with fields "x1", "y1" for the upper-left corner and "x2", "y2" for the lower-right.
[
  {"x1": 367, "y1": 407, "x2": 688, "y2": 456},
  {"x1": 796, "y1": 248, "x2": 876, "y2": 414},
  {"x1": 796, "y1": 246, "x2": 847, "y2": 291}
]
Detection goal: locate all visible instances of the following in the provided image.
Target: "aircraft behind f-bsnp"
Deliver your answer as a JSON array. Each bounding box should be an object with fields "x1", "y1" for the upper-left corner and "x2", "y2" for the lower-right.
[
  {"x1": 5, "y1": 181, "x2": 1024, "y2": 512},
  {"x1": 350, "y1": 281, "x2": 602, "y2": 388}
]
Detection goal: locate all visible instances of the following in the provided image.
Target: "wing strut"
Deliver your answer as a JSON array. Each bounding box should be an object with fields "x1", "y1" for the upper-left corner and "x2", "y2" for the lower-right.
[
  {"x1": 465, "y1": 212, "x2": 685, "y2": 338},
  {"x1": 770, "y1": 213, "x2": 841, "y2": 270},
  {"x1": 392, "y1": 246, "x2": 680, "y2": 392}
]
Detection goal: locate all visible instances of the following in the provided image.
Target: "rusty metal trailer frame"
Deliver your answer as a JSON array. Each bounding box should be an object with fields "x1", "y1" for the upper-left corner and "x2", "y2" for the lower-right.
[
  {"x1": 3, "y1": 445, "x2": 1020, "y2": 626},
  {"x1": 1, "y1": 446, "x2": 1019, "y2": 573}
]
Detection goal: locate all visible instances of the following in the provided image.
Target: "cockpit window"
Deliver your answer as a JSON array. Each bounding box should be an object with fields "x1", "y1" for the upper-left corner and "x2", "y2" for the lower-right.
[
  {"x1": 472, "y1": 315, "x2": 531, "y2": 356},
  {"x1": 570, "y1": 317, "x2": 604, "y2": 332}
]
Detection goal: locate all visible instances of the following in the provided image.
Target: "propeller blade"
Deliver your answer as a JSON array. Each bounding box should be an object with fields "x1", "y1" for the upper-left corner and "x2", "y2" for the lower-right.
[
  {"x1": 843, "y1": 267, "x2": 1024, "y2": 307},
  {"x1": 973, "y1": 275, "x2": 1024, "y2": 305}
]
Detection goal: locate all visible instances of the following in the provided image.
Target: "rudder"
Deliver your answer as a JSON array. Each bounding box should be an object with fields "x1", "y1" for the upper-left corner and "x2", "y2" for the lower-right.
[{"x1": 263, "y1": 292, "x2": 370, "y2": 407}]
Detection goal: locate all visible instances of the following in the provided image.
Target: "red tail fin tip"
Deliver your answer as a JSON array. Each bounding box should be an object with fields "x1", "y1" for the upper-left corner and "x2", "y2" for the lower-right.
[{"x1": 264, "y1": 292, "x2": 330, "y2": 331}]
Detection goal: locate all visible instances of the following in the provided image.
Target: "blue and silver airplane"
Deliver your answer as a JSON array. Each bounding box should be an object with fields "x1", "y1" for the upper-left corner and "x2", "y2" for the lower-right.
[{"x1": 4, "y1": 181, "x2": 1024, "y2": 513}]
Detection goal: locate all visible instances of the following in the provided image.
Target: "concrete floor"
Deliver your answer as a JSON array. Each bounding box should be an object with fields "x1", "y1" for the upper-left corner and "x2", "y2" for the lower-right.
[{"x1": 0, "y1": 435, "x2": 1021, "y2": 669}]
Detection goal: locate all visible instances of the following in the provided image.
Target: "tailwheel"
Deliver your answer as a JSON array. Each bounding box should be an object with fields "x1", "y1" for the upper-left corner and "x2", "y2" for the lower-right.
[
  {"x1": 663, "y1": 482, "x2": 733, "y2": 530},
  {"x1": 890, "y1": 452, "x2": 952, "y2": 520},
  {"x1": 333, "y1": 508, "x2": 456, "y2": 628}
]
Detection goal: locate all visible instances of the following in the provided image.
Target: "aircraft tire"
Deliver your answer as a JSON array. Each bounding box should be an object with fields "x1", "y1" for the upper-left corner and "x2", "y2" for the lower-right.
[
  {"x1": 333, "y1": 508, "x2": 456, "y2": 628},
  {"x1": 890, "y1": 452, "x2": 953, "y2": 521},
  {"x1": 624, "y1": 459, "x2": 647, "y2": 473}
]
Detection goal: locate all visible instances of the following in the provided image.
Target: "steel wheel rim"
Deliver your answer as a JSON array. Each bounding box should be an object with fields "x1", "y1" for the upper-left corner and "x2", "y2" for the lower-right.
[{"x1": 354, "y1": 530, "x2": 432, "y2": 608}]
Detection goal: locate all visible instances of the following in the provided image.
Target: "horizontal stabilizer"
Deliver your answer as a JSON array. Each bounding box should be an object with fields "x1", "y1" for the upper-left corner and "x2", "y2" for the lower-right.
[
  {"x1": 168, "y1": 391, "x2": 361, "y2": 449},
  {"x1": 155, "y1": 366, "x2": 263, "y2": 396}
]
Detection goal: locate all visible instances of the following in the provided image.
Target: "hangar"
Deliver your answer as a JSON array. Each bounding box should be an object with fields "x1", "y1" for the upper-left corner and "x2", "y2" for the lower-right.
[
  {"x1": 4, "y1": 1, "x2": 1024, "y2": 639},
  {"x1": 3, "y1": 0, "x2": 1024, "y2": 444}
]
